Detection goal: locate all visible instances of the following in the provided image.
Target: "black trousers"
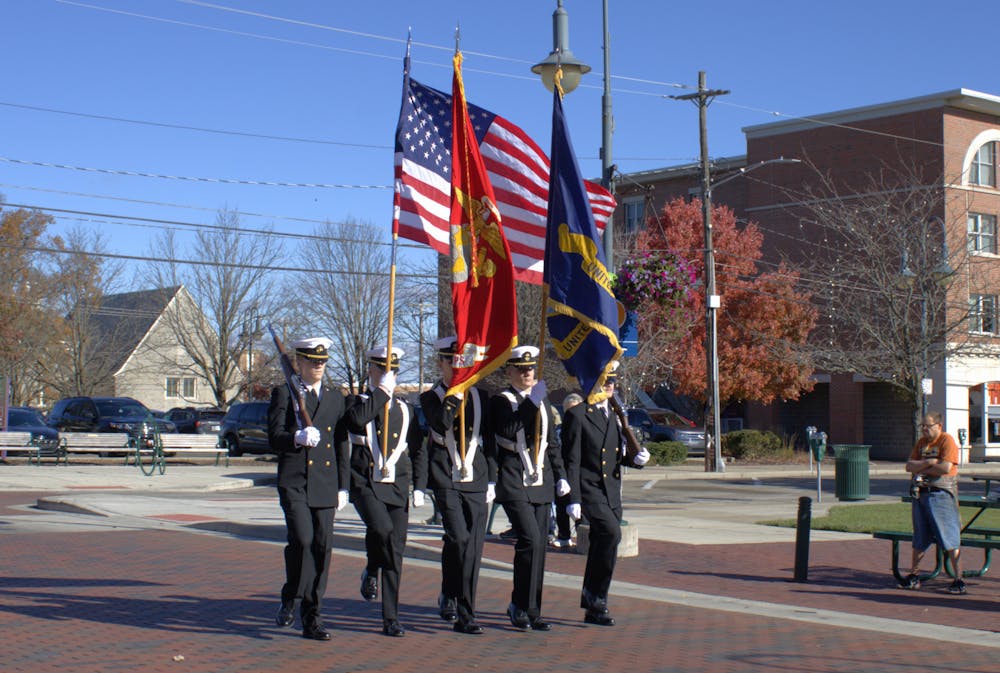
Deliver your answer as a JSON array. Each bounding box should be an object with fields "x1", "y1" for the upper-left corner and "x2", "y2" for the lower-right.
[
  {"x1": 354, "y1": 492, "x2": 409, "y2": 621},
  {"x1": 278, "y1": 487, "x2": 335, "y2": 626},
  {"x1": 435, "y1": 488, "x2": 487, "y2": 624},
  {"x1": 502, "y1": 500, "x2": 550, "y2": 617},
  {"x1": 581, "y1": 500, "x2": 622, "y2": 602},
  {"x1": 555, "y1": 491, "x2": 574, "y2": 540}
]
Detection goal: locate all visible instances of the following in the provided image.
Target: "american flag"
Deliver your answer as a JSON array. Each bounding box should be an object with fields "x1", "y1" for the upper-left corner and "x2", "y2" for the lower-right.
[{"x1": 393, "y1": 77, "x2": 615, "y2": 285}]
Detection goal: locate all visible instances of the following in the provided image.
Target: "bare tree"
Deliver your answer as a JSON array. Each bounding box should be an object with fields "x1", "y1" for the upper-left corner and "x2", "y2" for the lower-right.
[
  {"x1": 145, "y1": 209, "x2": 283, "y2": 408},
  {"x1": 783, "y1": 160, "x2": 982, "y2": 436},
  {"x1": 31, "y1": 226, "x2": 127, "y2": 400},
  {"x1": 296, "y1": 218, "x2": 399, "y2": 393}
]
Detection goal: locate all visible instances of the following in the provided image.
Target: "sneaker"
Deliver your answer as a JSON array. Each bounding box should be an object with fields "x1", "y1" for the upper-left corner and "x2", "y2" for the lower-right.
[
  {"x1": 551, "y1": 538, "x2": 576, "y2": 549},
  {"x1": 947, "y1": 579, "x2": 967, "y2": 595},
  {"x1": 899, "y1": 573, "x2": 920, "y2": 590}
]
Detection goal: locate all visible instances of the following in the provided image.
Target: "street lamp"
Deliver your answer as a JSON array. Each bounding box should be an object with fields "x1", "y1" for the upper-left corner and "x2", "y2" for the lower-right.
[
  {"x1": 533, "y1": 0, "x2": 615, "y2": 267},
  {"x1": 241, "y1": 305, "x2": 261, "y2": 401}
]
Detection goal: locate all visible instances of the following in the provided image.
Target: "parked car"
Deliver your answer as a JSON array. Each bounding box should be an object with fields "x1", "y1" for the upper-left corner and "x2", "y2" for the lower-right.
[
  {"x1": 47, "y1": 396, "x2": 177, "y2": 435},
  {"x1": 5, "y1": 406, "x2": 61, "y2": 452},
  {"x1": 627, "y1": 407, "x2": 706, "y2": 453},
  {"x1": 166, "y1": 406, "x2": 225, "y2": 434},
  {"x1": 220, "y1": 401, "x2": 271, "y2": 457}
]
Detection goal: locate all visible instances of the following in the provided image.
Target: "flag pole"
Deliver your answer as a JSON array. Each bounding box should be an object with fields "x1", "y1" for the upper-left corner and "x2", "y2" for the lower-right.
[
  {"x1": 531, "y1": 66, "x2": 566, "y2": 476},
  {"x1": 453, "y1": 26, "x2": 470, "y2": 480},
  {"x1": 380, "y1": 34, "x2": 412, "y2": 479}
]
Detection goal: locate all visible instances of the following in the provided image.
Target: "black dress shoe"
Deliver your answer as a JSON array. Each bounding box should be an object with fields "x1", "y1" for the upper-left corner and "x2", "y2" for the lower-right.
[
  {"x1": 302, "y1": 624, "x2": 332, "y2": 640},
  {"x1": 506, "y1": 602, "x2": 531, "y2": 630},
  {"x1": 580, "y1": 588, "x2": 606, "y2": 611},
  {"x1": 584, "y1": 608, "x2": 615, "y2": 626},
  {"x1": 453, "y1": 621, "x2": 484, "y2": 635},
  {"x1": 275, "y1": 603, "x2": 294, "y2": 627},
  {"x1": 438, "y1": 594, "x2": 458, "y2": 622},
  {"x1": 382, "y1": 619, "x2": 405, "y2": 637},
  {"x1": 360, "y1": 569, "x2": 378, "y2": 602},
  {"x1": 529, "y1": 617, "x2": 552, "y2": 632}
]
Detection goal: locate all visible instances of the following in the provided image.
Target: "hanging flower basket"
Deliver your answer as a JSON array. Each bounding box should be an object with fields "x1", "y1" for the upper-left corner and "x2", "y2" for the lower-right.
[{"x1": 613, "y1": 252, "x2": 697, "y2": 312}]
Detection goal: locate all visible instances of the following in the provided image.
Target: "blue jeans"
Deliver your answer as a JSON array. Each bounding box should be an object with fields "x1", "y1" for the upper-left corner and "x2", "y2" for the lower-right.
[{"x1": 912, "y1": 489, "x2": 961, "y2": 552}]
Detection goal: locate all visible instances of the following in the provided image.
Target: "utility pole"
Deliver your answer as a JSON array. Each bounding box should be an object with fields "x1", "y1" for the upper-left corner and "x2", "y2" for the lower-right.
[
  {"x1": 600, "y1": 0, "x2": 615, "y2": 268},
  {"x1": 671, "y1": 71, "x2": 729, "y2": 472}
]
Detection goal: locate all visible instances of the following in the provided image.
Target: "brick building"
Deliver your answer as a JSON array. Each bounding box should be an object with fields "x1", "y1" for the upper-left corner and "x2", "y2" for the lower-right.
[{"x1": 615, "y1": 89, "x2": 1000, "y2": 460}]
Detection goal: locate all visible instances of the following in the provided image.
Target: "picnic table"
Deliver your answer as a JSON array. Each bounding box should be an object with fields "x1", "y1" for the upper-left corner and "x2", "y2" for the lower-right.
[{"x1": 873, "y1": 481, "x2": 1000, "y2": 585}]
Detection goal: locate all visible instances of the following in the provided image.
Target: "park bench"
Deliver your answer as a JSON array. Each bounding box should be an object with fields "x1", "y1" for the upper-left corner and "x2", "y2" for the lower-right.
[
  {"x1": 872, "y1": 529, "x2": 1000, "y2": 584},
  {"x1": 0, "y1": 431, "x2": 68, "y2": 465},
  {"x1": 60, "y1": 432, "x2": 132, "y2": 459},
  {"x1": 157, "y1": 434, "x2": 229, "y2": 467}
]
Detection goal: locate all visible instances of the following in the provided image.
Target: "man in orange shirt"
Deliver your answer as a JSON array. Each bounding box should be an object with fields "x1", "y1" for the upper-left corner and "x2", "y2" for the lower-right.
[{"x1": 903, "y1": 411, "x2": 966, "y2": 594}]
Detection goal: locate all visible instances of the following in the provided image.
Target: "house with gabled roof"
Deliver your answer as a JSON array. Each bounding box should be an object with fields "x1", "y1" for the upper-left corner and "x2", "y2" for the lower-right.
[{"x1": 83, "y1": 285, "x2": 230, "y2": 411}]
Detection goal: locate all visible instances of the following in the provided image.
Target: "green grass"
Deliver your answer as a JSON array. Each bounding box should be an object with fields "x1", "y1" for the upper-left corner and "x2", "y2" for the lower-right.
[{"x1": 759, "y1": 503, "x2": 1000, "y2": 533}]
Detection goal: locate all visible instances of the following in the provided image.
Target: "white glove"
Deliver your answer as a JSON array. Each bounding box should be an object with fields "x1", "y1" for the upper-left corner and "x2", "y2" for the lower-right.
[
  {"x1": 378, "y1": 369, "x2": 397, "y2": 396},
  {"x1": 412, "y1": 490, "x2": 425, "y2": 508},
  {"x1": 634, "y1": 447, "x2": 651, "y2": 466},
  {"x1": 556, "y1": 478, "x2": 570, "y2": 497},
  {"x1": 527, "y1": 379, "x2": 547, "y2": 407},
  {"x1": 337, "y1": 490, "x2": 349, "y2": 511},
  {"x1": 566, "y1": 503, "x2": 582, "y2": 521},
  {"x1": 486, "y1": 482, "x2": 496, "y2": 504},
  {"x1": 294, "y1": 426, "x2": 321, "y2": 447}
]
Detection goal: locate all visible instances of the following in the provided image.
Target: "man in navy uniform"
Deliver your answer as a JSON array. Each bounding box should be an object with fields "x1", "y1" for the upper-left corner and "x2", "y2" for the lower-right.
[
  {"x1": 346, "y1": 346, "x2": 426, "y2": 637},
  {"x1": 415, "y1": 336, "x2": 496, "y2": 634},
  {"x1": 561, "y1": 361, "x2": 649, "y2": 626},
  {"x1": 268, "y1": 337, "x2": 351, "y2": 641},
  {"x1": 489, "y1": 345, "x2": 569, "y2": 631}
]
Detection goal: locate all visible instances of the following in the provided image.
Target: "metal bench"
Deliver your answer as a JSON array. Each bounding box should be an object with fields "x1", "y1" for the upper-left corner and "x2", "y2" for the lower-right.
[
  {"x1": 872, "y1": 529, "x2": 1000, "y2": 584},
  {"x1": 158, "y1": 434, "x2": 229, "y2": 467},
  {"x1": 0, "y1": 431, "x2": 67, "y2": 465},
  {"x1": 61, "y1": 432, "x2": 133, "y2": 459}
]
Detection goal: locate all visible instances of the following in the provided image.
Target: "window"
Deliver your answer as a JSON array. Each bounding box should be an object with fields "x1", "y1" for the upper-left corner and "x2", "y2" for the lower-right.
[
  {"x1": 969, "y1": 294, "x2": 998, "y2": 334},
  {"x1": 166, "y1": 377, "x2": 195, "y2": 398},
  {"x1": 622, "y1": 198, "x2": 645, "y2": 233},
  {"x1": 970, "y1": 142, "x2": 996, "y2": 187},
  {"x1": 968, "y1": 213, "x2": 998, "y2": 254}
]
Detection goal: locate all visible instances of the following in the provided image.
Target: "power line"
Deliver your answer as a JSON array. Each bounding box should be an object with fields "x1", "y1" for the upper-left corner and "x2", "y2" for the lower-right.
[
  {"x1": 0, "y1": 157, "x2": 390, "y2": 190},
  {"x1": 1, "y1": 242, "x2": 436, "y2": 279}
]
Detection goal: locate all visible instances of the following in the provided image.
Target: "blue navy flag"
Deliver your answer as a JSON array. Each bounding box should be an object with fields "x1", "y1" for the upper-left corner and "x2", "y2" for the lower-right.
[{"x1": 543, "y1": 88, "x2": 623, "y2": 404}]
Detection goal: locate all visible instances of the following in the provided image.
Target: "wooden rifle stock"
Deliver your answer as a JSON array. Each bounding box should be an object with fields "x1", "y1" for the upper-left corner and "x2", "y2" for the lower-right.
[
  {"x1": 608, "y1": 395, "x2": 643, "y2": 463},
  {"x1": 268, "y1": 325, "x2": 313, "y2": 429}
]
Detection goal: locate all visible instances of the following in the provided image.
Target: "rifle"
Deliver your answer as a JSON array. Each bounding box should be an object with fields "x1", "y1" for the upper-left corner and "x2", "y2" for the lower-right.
[
  {"x1": 608, "y1": 394, "x2": 643, "y2": 464},
  {"x1": 268, "y1": 324, "x2": 313, "y2": 429}
]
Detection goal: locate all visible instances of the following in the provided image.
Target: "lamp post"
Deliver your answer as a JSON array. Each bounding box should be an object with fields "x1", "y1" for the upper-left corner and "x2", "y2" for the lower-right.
[
  {"x1": 242, "y1": 305, "x2": 261, "y2": 401},
  {"x1": 533, "y1": 0, "x2": 615, "y2": 266}
]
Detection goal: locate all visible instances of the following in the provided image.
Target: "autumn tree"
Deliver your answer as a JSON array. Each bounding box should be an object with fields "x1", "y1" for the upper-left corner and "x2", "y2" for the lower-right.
[
  {"x1": 619, "y1": 197, "x2": 817, "y2": 410},
  {"x1": 0, "y1": 203, "x2": 60, "y2": 405}
]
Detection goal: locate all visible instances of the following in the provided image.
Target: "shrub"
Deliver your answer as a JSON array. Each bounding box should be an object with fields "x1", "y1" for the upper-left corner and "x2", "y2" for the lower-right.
[
  {"x1": 721, "y1": 430, "x2": 792, "y2": 461},
  {"x1": 646, "y1": 440, "x2": 687, "y2": 466}
]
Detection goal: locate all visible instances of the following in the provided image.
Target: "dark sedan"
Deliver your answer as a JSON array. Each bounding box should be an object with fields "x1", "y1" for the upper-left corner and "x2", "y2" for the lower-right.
[{"x1": 5, "y1": 406, "x2": 61, "y2": 452}]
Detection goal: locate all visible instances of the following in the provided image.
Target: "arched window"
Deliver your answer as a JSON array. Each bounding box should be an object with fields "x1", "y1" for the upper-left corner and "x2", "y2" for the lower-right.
[{"x1": 963, "y1": 131, "x2": 1000, "y2": 188}]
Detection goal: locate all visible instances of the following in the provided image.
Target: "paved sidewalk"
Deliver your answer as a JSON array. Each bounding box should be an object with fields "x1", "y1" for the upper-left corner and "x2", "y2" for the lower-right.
[{"x1": 2, "y1": 459, "x2": 999, "y2": 672}]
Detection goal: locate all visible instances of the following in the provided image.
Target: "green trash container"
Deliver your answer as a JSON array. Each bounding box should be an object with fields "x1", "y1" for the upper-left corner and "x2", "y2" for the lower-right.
[{"x1": 833, "y1": 444, "x2": 870, "y2": 501}]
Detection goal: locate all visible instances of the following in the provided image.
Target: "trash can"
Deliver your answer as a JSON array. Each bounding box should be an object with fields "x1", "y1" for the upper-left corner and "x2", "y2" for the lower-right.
[{"x1": 833, "y1": 444, "x2": 870, "y2": 501}]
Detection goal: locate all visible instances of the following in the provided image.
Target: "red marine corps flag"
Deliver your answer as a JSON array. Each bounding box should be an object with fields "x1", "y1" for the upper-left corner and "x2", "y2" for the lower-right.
[{"x1": 447, "y1": 49, "x2": 518, "y2": 396}]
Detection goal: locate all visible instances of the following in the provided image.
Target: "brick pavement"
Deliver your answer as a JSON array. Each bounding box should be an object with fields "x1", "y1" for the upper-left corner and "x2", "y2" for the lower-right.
[{"x1": 2, "y1": 487, "x2": 999, "y2": 673}]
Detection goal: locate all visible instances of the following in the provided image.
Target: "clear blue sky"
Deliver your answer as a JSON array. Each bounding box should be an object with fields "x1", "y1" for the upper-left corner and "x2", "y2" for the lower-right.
[{"x1": 5, "y1": 0, "x2": 1000, "y2": 280}]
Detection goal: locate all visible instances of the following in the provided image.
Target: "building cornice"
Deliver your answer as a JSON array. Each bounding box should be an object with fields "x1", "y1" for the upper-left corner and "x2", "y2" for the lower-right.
[{"x1": 743, "y1": 88, "x2": 1000, "y2": 139}]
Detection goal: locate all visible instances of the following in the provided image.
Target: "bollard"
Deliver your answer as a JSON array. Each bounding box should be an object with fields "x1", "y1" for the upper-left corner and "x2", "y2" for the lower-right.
[{"x1": 793, "y1": 496, "x2": 811, "y2": 582}]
